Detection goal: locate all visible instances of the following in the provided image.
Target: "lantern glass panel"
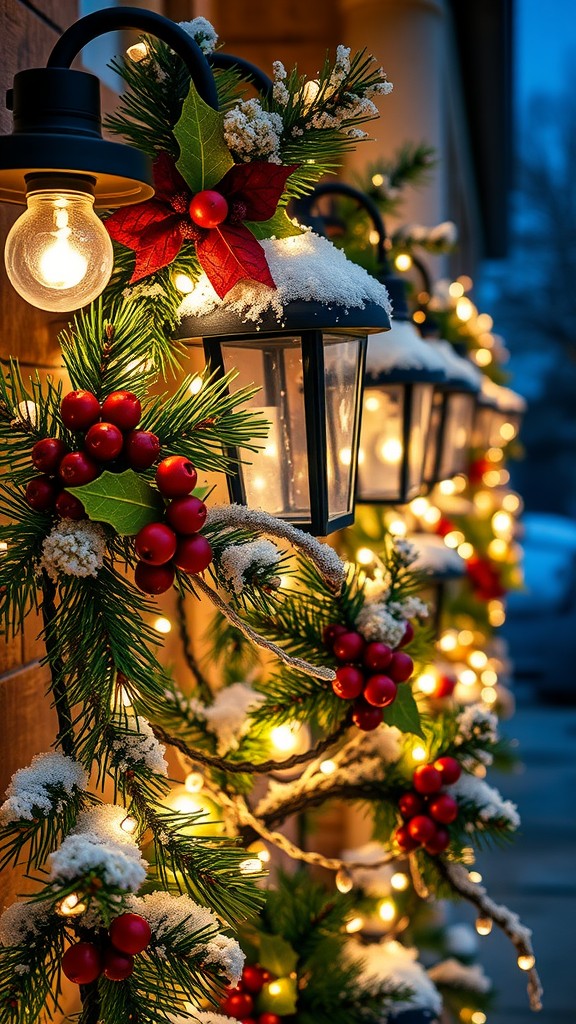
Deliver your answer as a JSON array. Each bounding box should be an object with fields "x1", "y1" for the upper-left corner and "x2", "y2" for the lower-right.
[
  {"x1": 424, "y1": 390, "x2": 443, "y2": 484},
  {"x1": 438, "y1": 392, "x2": 476, "y2": 479},
  {"x1": 217, "y1": 332, "x2": 365, "y2": 530},
  {"x1": 357, "y1": 382, "x2": 433, "y2": 503},
  {"x1": 325, "y1": 335, "x2": 365, "y2": 519}
]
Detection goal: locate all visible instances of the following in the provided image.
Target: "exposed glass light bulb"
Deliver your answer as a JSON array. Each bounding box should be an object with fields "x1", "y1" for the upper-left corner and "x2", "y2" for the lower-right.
[{"x1": 5, "y1": 184, "x2": 114, "y2": 312}]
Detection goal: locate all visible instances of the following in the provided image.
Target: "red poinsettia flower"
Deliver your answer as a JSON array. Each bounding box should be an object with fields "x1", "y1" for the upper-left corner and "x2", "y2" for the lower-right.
[{"x1": 105, "y1": 152, "x2": 297, "y2": 298}]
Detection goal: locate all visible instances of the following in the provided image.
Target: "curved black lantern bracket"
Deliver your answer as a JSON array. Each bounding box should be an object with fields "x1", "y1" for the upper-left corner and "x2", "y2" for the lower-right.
[
  {"x1": 0, "y1": 6, "x2": 219, "y2": 207},
  {"x1": 294, "y1": 181, "x2": 412, "y2": 320},
  {"x1": 208, "y1": 52, "x2": 273, "y2": 99}
]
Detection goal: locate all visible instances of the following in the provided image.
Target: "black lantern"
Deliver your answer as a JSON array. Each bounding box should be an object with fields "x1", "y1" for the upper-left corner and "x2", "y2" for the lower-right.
[
  {"x1": 0, "y1": 6, "x2": 219, "y2": 311},
  {"x1": 408, "y1": 533, "x2": 465, "y2": 637},
  {"x1": 422, "y1": 340, "x2": 482, "y2": 486},
  {"x1": 472, "y1": 377, "x2": 526, "y2": 450},
  {"x1": 292, "y1": 182, "x2": 447, "y2": 507},
  {"x1": 174, "y1": 299, "x2": 390, "y2": 536}
]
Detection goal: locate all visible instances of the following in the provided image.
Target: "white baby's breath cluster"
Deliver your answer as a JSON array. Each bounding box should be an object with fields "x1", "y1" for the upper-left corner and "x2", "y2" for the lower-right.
[
  {"x1": 220, "y1": 539, "x2": 280, "y2": 595},
  {"x1": 111, "y1": 715, "x2": 168, "y2": 775},
  {"x1": 394, "y1": 537, "x2": 418, "y2": 566},
  {"x1": 178, "y1": 17, "x2": 218, "y2": 54},
  {"x1": 40, "y1": 520, "x2": 107, "y2": 582},
  {"x1": 355, "y1": 601, "x2": 406, "y2": 648},
  {"x1": 48, "y1": 804, "x2": 147, "y2": 892},
  {"x1": 125, "y1": 892, "x2": 244, "y2": 985},
  {"x1": 450, "y1": 773, "x2": 521, "y2": 831},
  {"x1": 0, "y1": 752, "x2": 87, "y2": 825},
  {"x1": 224, "y1": 100, "x2": 284, "y2": 164},
  {"x1": 389, "y1": 596, "x2": 430, "y2": 621},
  {"x1": 203, "y1": 682, "x2": 265, "y2": 755},
  {"x1": 0, "y1": 899, "x2": 53, "y2": 947},
  {"x1": 272, "y1": 61, "x2": 290, "y2": 105}
]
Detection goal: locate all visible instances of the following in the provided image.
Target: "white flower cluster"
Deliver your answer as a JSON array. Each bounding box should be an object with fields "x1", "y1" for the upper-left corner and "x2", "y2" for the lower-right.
[
  {"x1": 455, "y1": 704, "x2": 499, "y2": 746},
  {"x1": 48, "y1": 804, "x2": 147, "y2": 892},
  {"x1": 220, "y1": 539, "x2": 280, "y2": 595},
  {"x1": 125, "y1": 891, "x2": 244, "y2": 985},
  {"x1": 0, "y1": 751, "x2": 87, "y2": 825},
  {"x1": 450, "y1": 773, "x2": 521, "y2": 831},
  {"x1": 178, "y1": 17, "x2": 218, "y2": 54},
  {"x1": 355, "y1": 601, "x2": 406, "y2": 648},
  {"x1": 224, "y1": 99, "x2": 284, "y2": 164},
  {"x1": 396, "y1": 221, "x2": 457, "y2": 248},
  {"x1": 345, "y1": 938, "x2": 442, "y2": 1015},
  {"x1": 203, "y1": 682, "x2": 265, "y2": 755},
  {"x1": 111, "y1": 715, "x2": 168, "y2": 775},
  {"x1": 389, "y1": 596, "x2": 430, "y2": 621},
  {"x1": 40, "y1": 520, "x2": 107, "y2": 582},
  {"x1": 394, "y1": 537, "x2": 417, "y2": 566},
  {"x1": 428, "y1": 958, "x2": 492, "y2": 994},
  {"x1": 0, "y1": 899, "x2": 53, "y2": 947},
  {"x1": 272, "y1": 60, "x2": 290, "y2": 105}
]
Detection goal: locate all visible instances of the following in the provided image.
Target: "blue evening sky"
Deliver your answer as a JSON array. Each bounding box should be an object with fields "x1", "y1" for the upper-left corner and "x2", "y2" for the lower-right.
[{"x1": 515, "y1": 0, "x2": 576, "y2": 109}]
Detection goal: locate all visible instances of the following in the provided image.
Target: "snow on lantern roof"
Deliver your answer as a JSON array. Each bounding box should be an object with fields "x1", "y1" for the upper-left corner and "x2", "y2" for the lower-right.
[
  {"x1": 365, "y1": 319, "x2": 448, "y2": 381},
  {"x1": 427, "y1": 339, "x2": 483, "y2": 391}
]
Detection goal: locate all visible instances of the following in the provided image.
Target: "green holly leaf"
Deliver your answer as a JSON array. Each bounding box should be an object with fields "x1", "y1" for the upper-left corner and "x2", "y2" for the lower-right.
[
  {"x1": 67, "y1": 470, "x2": 164, "y2": 536},
  {"x1": 245, "y1": 209, "x2": 305, "y2": 241},
  {"x1": 257, "y1": 976, "x2": 298, "y2": 1016},
  {"x1": 384, "y1": 684, "x2": 424, "y2": 737},
  {"x1": 257, "y1": 934, "x2": 298, "y2": 978},
  {"x1": 174, "y1": 81, "x2": 234, "y2": 193}
]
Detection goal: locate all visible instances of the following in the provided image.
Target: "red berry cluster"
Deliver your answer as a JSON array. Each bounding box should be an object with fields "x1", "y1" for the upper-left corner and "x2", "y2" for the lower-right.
[
  {"x1": 323, "y1": 621, "x2": 415, "y2": 732},
  {"x1": 25, "y1": 389, "x2": 160, "y2": 520},
  {"x1": 393, "y1": 756, "x2": 462, "y2": 856},
  {"x1": 61, "y1": 912, "x2": 151, "y2": 985},
  {"x1": 133, "y1": 455, "x2": 212, "y2": 595},
  {"x1": 220, "y1": 963, "x2": 282, "y2": 1024}
]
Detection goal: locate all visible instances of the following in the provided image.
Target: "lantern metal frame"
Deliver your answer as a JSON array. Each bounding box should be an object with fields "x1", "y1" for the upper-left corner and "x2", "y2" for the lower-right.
[
  {"x1": 422, "y1": 342, "x2": 481, "y2": 487},
  {"x1": 175, "y1": 299, "x2": 390, "y2": 536},
  {"x1": 295, "y1": 182, "x2": 448, "y2": 506},
  {"x1": 0, "y1": 7, "x2": 225, "y2": 208}
]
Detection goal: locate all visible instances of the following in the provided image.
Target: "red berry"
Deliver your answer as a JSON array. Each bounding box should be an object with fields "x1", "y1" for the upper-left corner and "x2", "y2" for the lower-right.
[
  {"x1": 124, "y1": 430, "x2": 161, "y2": 470},
  {"x1": 58, "y1": 452, "x2": 99, "y2": 486},
  {"x1": 190, "y1": 189, "x2": 229, "y2": 228},
  {"x1": 135, "y1": 561, "x2": 175, "y2": 595},
  {"x1": 424, "y1": 826, "x2": 451, "y2": 855},
  {"x1": 433, "y1": 756, "x2": 462, "y2": 784},
  {"x1": 31, "y1": 437, "x2": 67, "y2": 473},
  {"x1": 388, "y1": 651, "x2": 414, "y2": 683},
  {"x1": 398, "y1": 621, "x2": 415, "y2": 647},
  {"x1": 134, "y1": 522, "x2": 177, "y2": 565},
  {"x1": 174, "y1": 534, "x2": 212, "y2": 574},
  {"x1": 25, "y1": 476, "x2": 58, "y2": 511},
  {"x1": 241, "y1": 964, "x2": 265, "y2": 994},
  {"x1": 61, "y1": 390, "x2": 100, "y2": 430},
  {"x1": 243, "y1": 1020, "x2": 257, "y2": 1024},
  {"x1": 258, "y1": 1016, "x2": 282, "y2": 1024},
  {"x1": 56, "y1": 491, "x2": 85, "y2": 520},
  {"x1": 363, "y1": 674, "x2": 397, "y2": 707},
  {"x1": 85, "y1": 422, "x2": 124, "y2": 462},
  {"x1": 333, "y1": 665, "x2": 365, "y2": 700},
  {"x1": 333, "y1": 631, "x2": 365, "y2": 663},
  {"x1": 351, "y1": 699, "x2": 383, "y2": 731},
  {"x1": 322, "y1": 622, "x2": 347, "y2": 648},
  {"x1": 156, "y1": 455, "x2": 197, "y2": 497},
  {"x1": 407, "y1": 814, "x2": 436, "y2": 844},
  {"x1": 398, "y1": 792, "x2": 424, "y2": 819},
  {"x1": 363, "y1": 641, "x2": 393, "y2": 671},
  {"x1": 109, "y1": 913, "x2": 152, "y2": 955},
  {"x1": 413, "y1": 764, "x2": 443, "y2": 795},
  {"x1": 166, "y1": 495, "x2": 207, "y2": 535},
  {"x1": 101, "y1": 391, "x2": 141, "y2": 431},
  {"x1": 61, "y1": 942, "x2": 102, "y2": 985},
  {"x1": 103, "y1": 948, "x2": 134, "y2": 981},
  {"x1": 428, "y1": 793, "x2": 459, "y2": 825},
  {"x1": 394, "y1": 824, "x2": 420, "y2": 852},
  {"x1": 222, "y1": 993, "x2": 254, "y2": 1019},
  {"x1": 433, "y1": 674, "x2": 456, "y2": 698}
]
